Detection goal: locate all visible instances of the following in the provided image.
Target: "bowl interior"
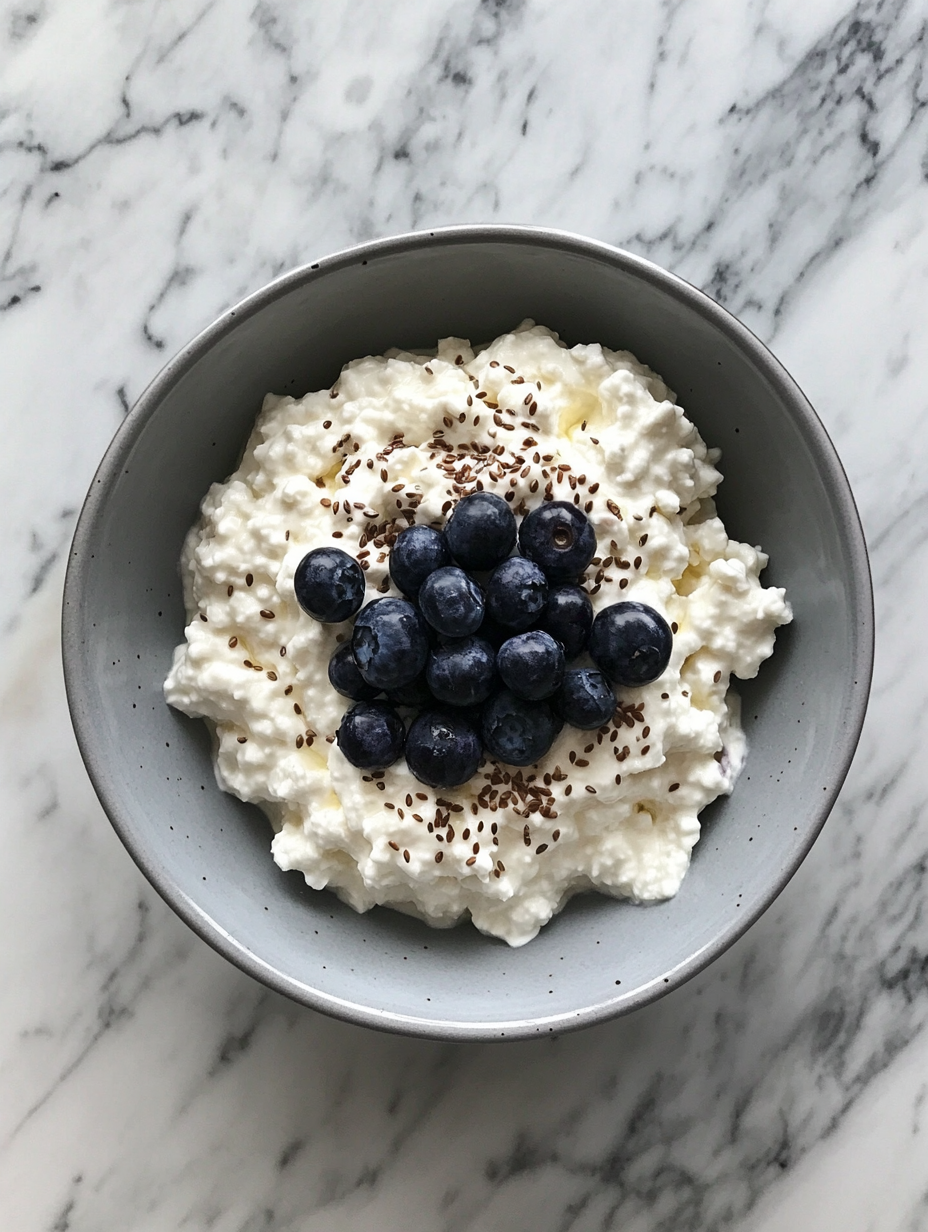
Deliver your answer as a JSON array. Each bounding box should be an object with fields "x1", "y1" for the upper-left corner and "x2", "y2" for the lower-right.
[{"x1": 64, "y1": 230, "x2": 871, "y2": 1038}]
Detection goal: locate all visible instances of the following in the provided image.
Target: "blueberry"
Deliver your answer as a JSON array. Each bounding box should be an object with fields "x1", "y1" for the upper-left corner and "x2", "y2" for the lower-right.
[
  {"x1": 518, "y1": 501, "x2": 596, "y2": 581},
  {"x1": 388, "y1": 672, "x2": 434, "y2": 708},
  {"x1": 389, "y1": 525, "x2": 451, "y2": 599},
  {"x1": 293, "y1": 547, "x2": 365, "y2": 622},
  {"x1": 541, "y1": 585, "x2": 593, "y2": 659},
  {"x1": 352, "y1": 598, "x2": 430, "y2": 691},
  {"x1": 337, "y1": 702, "x2": 405, "y2": 770},
  {"x1": 589, "y1": 601, "x2": 673, "y2": 687},
  {"x1": 418, "y1": 566, "x2": 484, "y2": 637},
  {"x1": 481, "y1": 689, "x2": 562, "y2": 767},
  {"x1": 486, "y1": 556, "x2": 549, "y2": 631},
  {"x1": 426, "y1": 636, "x2": 497, "y2": 707},
  {"x1": 405, "y1": 710, "x2": 482, "y2": 788},
  {"x1": 555, "y1": 669, "x2": 616, "y2": 730},
  {"x1": 328, "y1": 642, "x2": 380, "y2": 701},
  {"x1": 497, "y1": 630, "x2": 565, "y2": 701},
  {"x1": 445, "y1": 492, "x2": 516, "y2": 571}
]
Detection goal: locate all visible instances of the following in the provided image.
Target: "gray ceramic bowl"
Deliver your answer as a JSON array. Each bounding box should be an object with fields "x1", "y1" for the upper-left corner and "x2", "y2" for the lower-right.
[{"x1": 63, "y1": 226, "x2": 872, "y2": 1040}]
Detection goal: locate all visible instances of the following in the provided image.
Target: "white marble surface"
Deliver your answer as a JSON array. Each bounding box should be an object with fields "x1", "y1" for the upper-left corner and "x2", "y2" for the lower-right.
[{"x1": 2, "y1": 0, "x2": 928, "y2": 1227}]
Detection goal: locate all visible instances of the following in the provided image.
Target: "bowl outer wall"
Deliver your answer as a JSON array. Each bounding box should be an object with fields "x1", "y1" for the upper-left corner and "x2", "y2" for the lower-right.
[{"x1": 62, "y1": 226, "x2": 874, "y2": 1040}]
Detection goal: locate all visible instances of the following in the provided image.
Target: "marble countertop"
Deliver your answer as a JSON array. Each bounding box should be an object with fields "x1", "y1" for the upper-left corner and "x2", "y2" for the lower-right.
[{"x1": 2, "y1": 1, "x2": 927, "y2": 1227}]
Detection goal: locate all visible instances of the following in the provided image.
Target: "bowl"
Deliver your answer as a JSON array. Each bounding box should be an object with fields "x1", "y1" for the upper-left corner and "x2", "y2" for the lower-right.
[{"x1": 62, "y1": 225, "x2": 873, "y2": 1040}]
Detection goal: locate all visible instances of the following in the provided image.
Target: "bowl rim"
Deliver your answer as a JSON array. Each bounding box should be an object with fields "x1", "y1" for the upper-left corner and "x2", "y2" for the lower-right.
[{"x1": 62, "y1": 223, "x2": 874, "y2": 1040}]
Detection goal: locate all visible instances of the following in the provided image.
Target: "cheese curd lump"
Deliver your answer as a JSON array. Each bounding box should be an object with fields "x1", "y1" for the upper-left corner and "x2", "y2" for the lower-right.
[{"x1": 164, "y1": 322, "x2": 792, "y2": 947}]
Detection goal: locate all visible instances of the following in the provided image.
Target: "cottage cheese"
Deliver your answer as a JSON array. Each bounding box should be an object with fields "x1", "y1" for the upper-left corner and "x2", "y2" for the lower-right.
[{"x1": 164, "y1": 323, "x2": 791, "y2": 946}]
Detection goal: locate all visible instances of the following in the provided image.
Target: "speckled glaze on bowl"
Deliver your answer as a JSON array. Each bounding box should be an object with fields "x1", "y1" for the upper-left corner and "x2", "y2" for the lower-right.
[{"x1": 62, "y1": 226, "x2": 873, "y2": 1041}]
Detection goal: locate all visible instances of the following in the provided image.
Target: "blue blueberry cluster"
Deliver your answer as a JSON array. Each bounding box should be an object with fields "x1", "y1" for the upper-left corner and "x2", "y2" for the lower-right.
[{"x1": 293, "y1": 494, "x2": 673, "y2": 789}]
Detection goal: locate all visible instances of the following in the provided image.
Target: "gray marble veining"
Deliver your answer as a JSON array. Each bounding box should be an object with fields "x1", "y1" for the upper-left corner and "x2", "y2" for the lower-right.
[{"x1": 2, "y1": 0, "x2": 928, "y2": 1227}]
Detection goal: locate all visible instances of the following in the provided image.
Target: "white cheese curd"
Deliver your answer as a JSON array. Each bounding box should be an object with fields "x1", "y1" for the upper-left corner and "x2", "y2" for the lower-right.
[{"x1": 164, "y1": 322, "x2": 791, "y2": 947}]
